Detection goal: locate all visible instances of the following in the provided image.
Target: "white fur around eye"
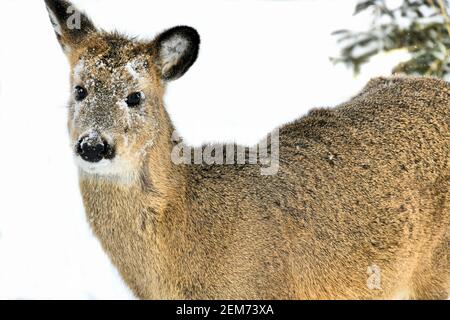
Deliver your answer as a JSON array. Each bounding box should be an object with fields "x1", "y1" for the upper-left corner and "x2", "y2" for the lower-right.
[
  {"x1": 73, "y1": 59, "x2": 85, "y2": 82},
  {"x1": 160, "y1": 36, "x2": 189, "y2": 72}
]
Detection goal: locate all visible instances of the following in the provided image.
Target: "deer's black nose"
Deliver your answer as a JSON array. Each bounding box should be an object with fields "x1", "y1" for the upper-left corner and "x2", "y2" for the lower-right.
[{"x1": 76, "y1": 133, "x2": 115, "y2": 163}]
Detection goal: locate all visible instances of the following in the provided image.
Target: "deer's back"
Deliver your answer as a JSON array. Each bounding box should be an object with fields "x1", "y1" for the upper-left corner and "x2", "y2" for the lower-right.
[{"x1": 183, "y1": 76, "x2": 450, "y2": 299}]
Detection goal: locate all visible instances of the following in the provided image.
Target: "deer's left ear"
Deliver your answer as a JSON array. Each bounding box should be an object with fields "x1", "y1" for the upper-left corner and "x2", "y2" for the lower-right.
[
  {"x1": 152, "y1": 26, "x2": 200, "y2": 81},
  {"x1": 44, "y1": 0, "x2": 97, "y2": 54}
]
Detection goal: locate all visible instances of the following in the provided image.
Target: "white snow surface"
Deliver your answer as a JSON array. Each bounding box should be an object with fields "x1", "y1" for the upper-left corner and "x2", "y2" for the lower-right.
[{"x1": 0, "y1": 0, "x2": 411, "y2": 299}]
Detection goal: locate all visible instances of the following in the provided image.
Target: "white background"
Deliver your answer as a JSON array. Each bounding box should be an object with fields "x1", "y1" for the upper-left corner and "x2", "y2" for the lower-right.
[{"x1": 0, "y1": 0, "x2": 410, "y2": 299}]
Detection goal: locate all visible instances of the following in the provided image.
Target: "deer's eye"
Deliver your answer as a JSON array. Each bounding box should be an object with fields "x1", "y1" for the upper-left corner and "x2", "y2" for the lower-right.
[
  {"x1": 74, "y1": 86, "x2": 88, "y2": 101},
  {"x1": 126, "y1": 92, "x2": 142, "y2": 107}
]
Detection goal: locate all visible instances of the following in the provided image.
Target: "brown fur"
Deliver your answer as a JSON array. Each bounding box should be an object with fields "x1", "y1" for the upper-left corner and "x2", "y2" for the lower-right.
[{"x1": 45, "y1": 0, "x2": 450, "y2": 299}]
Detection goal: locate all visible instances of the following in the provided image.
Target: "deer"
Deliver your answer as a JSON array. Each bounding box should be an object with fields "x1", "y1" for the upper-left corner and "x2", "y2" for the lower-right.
[{"x1": 44, "y1": 0, "x2": 449, "y2": 299}]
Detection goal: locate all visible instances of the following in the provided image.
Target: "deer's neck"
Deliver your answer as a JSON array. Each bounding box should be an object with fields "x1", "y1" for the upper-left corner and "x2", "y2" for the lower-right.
[{"x1": 79, "y1": 131, "x2": 190, "y2": 298}]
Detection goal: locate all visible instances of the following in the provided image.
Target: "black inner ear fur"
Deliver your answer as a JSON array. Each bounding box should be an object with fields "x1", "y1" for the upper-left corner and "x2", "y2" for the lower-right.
[
  {"x1": 45, "y1": 0, "x2": 96, "y2": 47},
  {"x1": 154, "y1": 26, "x2": 201, "y2": 81}
]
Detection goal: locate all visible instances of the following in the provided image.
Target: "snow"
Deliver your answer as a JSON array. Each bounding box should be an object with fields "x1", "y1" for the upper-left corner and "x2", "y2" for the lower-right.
[
  {"x1": 125, "y1": 60, "x2": 144, "y2": 82},
  {"x1": 0, "y1": 0, "x2": 411, "y2": 299}
]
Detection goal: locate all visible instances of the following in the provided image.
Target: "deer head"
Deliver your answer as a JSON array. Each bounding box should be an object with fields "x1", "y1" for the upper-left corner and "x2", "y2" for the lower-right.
[{"x1": 44, "y1": 0, "x2": 200, "y2": 179}]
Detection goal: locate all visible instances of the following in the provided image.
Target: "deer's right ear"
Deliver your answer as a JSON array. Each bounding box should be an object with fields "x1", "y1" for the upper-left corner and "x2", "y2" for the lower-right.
[{"x1": 44, "y1": 0, "x2": 97, "y2": 54}]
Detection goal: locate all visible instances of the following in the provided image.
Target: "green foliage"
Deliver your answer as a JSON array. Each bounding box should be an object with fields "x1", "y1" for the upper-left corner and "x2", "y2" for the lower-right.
[{"x1": 332, "y1": 0, "x2": 450, "y2": 78}]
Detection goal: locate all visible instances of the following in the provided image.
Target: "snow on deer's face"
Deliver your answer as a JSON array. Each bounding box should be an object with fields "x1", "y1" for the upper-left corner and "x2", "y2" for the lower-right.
[
  {"x1": 44, "y1": 0, "x2": 200, "y2": 179},
  {"x1": 68, "y1": 36, "x2": 163, "y2": 177}
]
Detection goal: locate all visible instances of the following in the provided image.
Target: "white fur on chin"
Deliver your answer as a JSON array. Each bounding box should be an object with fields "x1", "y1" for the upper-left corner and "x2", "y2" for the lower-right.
[{"x1": 75, "y1": 156, "x2": 137, "y2": 184}]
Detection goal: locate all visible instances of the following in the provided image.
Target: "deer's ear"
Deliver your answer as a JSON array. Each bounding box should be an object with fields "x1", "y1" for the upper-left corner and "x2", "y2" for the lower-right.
[
  {"x1": 152, "y1": 26, "x2": 200, "y2": 81},
  {"x1": 44, "y1": 0, "x2": 97, "y2": 54}
]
